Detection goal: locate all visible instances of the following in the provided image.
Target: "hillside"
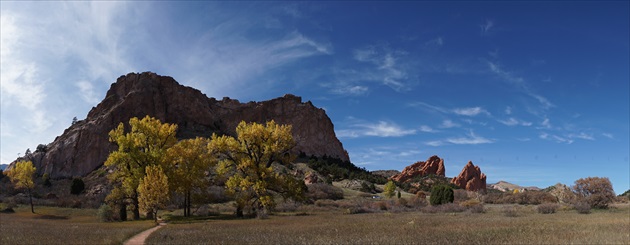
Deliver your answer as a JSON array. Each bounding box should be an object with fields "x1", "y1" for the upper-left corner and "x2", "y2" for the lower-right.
[{"x1": 488, "y1": 181, "x2": 541, "y2": 192}]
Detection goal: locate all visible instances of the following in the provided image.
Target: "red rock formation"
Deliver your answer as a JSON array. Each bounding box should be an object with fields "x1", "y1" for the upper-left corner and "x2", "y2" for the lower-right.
[
  {"x1": 390, "y1": 155, "x2": 445, "y2": 183},
  {"x1": 451, "y1": 161, "x2": 487, "y2": 191},
  {"x1": 10, "y1": 72, "x2": 349, "y2": 178}
]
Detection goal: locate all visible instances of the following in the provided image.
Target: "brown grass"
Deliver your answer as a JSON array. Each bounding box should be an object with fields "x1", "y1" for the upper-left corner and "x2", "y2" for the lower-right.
[
  {"x1": 146, "y1": 204, "x2": 630, "y2": 244},
  {"x1": 0, "y1": 205, "x2": 155, "y2": 245}
]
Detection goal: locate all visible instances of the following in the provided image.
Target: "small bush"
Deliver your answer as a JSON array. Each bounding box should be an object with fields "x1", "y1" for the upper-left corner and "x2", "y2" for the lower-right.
[
  {"x1": 503, "y1": 206, "x2": 519, "y2": 217},
  {"x1": 574, "y1": 202, "x2": 591, "y2": 214},
  {"x1": 97, "y1": 204, "x2": 115, "y2": 222},
  {"x1": 70, "y1": 178, "x2": 85, "y2": 195},
  {"x1": 314, "y1": 199, "x2": 338, "y2": 208},
  {"x1": 537, "y1": 203, "x2": 559, "y2": 214},
  {"x1": 421, "y1": 203, "x2": 466, "y2": 213},
  {"x1": 468, "y1": 204, "x2": 485, "y2": 213},
  {"x1": 42, "y1": 174, "x2": 52, "y2": 187},
  {"x1": 408, "y1": 196, "x2": 428, "y2": 208},
  {"x1": 460, "y1": 199, "x2": 481, "y2": 208},
  {"x1": 430, "y1": 185, "x2": 454, "y2": 206},
  {"x1": 397, "y1": 197, "x2": 408, "y2": 207}
]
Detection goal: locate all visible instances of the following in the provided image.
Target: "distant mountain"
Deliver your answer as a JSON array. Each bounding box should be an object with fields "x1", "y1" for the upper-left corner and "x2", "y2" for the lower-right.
[
  {"x1": 0, "y1": 164, "x2": 8, "y2": 171},
  {"x1": 488, "y1": 180, "x2": 541, "y2": 192},
  {"x1": 371, "y1": 170, "x2": 401, "y2": 179},
  {"x1": 8, "y1": 72, "x2": 349, "y2": 178}
]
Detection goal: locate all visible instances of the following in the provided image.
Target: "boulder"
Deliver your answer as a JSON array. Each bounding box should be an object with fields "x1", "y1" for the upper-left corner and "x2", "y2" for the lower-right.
[
  {"x1": 9, "y1": 72, "x2": 349, "y2": 178},
  {"x1": 390, "y1": 155, "x2": 445, "y2": 183},
  {"x1": 451, "y1": 161, "x2": 486, "y2": 191},
  {"x1": 304, "y1": 172, "x2": 320, "y2": 185}
]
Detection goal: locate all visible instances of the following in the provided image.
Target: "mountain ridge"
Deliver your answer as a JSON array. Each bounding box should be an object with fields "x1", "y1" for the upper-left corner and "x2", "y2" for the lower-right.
[{"x1": 9, "y1": 72, "x2": 349, "y2": 178}]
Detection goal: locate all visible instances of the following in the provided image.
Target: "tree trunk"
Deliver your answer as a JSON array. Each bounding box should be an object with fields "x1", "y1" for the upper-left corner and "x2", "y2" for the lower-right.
[
  {"x1": 28, "y1": 189, "x2": 34, "y2": 213},
  {"x1": 236, "y1": 206, "x2": 243, "y2": 217},
  {"x1": 186, "y1": 191, "x2": 191, "y2": 217},
  {"x1": 146, "y1": 210, "x2": 154, "y2": 220},
  {"x1": 119, "y1": 204, "x2": 127, "y2": 221},
  {"x1": 132, "y1": 196, "x2": 140, "y2": 220}
]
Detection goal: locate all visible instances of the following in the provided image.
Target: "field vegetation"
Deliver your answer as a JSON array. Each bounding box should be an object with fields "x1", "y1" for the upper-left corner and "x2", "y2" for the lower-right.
[
  {"x1": 145, "y1": 203, "x2": 630, "y2": 244},
  {"x1": 0, "y1": 204, "x2": 154, "y2": 245}
]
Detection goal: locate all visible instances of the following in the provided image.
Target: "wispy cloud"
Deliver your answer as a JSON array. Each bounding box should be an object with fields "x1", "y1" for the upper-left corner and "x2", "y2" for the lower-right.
[
  {"x1": 446, "y1": 130, "x2": 494, "y2": 145},
  {"x1": 439, "y1": 119, "x2": 461, "y2": 129},
  {"x1": 352, "y1": 46, "x2": 412, "y2": 92},
  {"x1": 453, "y1": 107, "x2": 490, "y2": 116},
  {"x1": 337, "y1": 120, "x2": 417, "y2": 138},
  {"x1": 498, "y1": 117, "x2": 532, "y2": 127},
  {"x1": 539, "y1": 132, "x2": 595, "y2": 144},
  {"x1": 480, "y1": 20, "x2": 494, "y2": 34},
  {"x1": 602, "y1": 133, "x2": 614, "y2": 139},
  {"x1": 425, "y1": 130, "x2": 493, "y2": 146},
  {"x1": 487, "y1": 61, "x2": 554, "y2": 110},
  {"x1": 419, "y1": 125, "x2": 437, "y2": 133},
  {"x1": 410, "y1": 102, "x2": 491, "y2": 117},
  {"x1": 331, "y1": 85, "x2": 369, "y2": 96}
]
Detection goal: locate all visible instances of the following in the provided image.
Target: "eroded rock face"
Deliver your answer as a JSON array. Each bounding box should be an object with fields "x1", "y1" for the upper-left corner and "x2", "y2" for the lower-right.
[
  {"x1": 451, "y1": 161, "x2": 487, "y2": 192},
  {"x1": 390, "y1": 155, "x2": 446, "y2": 183},
  {"x1": 10, "y1": 72, "x2": 349, "y2": 178}
]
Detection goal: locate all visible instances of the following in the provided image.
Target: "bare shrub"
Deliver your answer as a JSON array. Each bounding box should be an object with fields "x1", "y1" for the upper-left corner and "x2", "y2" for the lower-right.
[
  {"x1": 468, "y1": 204, "x2": 485, "y2": 213},
  {"x1": 537, "y1": 203, "x2": 559, "y2": 214},
  {"x1": 408, "y1": 196, "x2": 428, "y2": 208},
  {"x1": 573, "y1": 177, "x2": 616, "y2": 209},
  {"x1": 574, "y1": 202, "x2": 591, "y2": 214},
  {"x1": 453, "y1": 189, "x2": 469, "y2": 203},
  {"x1": 314, "y1": 199, "x2": 338, "y2": 208},
  {"x1": 274, "y1": 202, "x2": 300, "y2": 213},
  {"x1": 460, "y1": 199, "x2": 481, "y2": 208},
  {"x1": 371, "y1": 201, "x2": 388, "y2": 211},
  {"x1": 503, "y1": 206, "x2": 519, "y2": 217},
  {"x1": 97, "y1": 204, "x2": 115, "y2": 222},
  {"x1": 397, "y1": 197, "x2": 408, "y2": 207},
  {"x1": 421, "y1": 203, "x2": 466, "y2": 213}
]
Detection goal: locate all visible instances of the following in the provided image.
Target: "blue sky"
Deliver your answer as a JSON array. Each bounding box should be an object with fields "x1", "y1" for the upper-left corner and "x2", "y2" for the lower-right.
[{"x1": 1, "y1": 1, "x2": 628, "y2": 193}]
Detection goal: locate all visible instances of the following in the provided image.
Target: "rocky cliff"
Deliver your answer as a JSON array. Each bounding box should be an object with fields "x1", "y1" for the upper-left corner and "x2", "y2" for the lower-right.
[
  {"x1": 390, "y1": 155, "x2": 446, "y2": 183},
  {"x1": 10, "y1": 72, "x2": 349, "y2": 178},
  {"x1": 451, "y1": 161, "x2": 486, "y2": 191}
]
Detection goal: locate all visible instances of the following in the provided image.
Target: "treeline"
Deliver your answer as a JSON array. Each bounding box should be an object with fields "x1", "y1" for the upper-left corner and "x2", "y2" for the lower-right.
[
  {"x1": 300, "y1": 154, "x2": 387, "y2": 185},
  {"x1": 104, "y1": 116, "x2": 305, "y2": 221}
]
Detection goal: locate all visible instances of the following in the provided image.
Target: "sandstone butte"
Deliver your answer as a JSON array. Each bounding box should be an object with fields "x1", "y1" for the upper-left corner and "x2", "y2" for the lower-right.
[
  {"x1": 9, "y1": 72, "x2": 349, "y2": 178},
  {"x1": 390, "y1": 155, "x2": 446, "y2": 183},
  {"x1": 451, "y1": 161, "x2": 487, "y2": 191}
]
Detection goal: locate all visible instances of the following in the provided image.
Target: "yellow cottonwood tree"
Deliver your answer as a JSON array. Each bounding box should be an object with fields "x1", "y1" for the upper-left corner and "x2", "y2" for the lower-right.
[
  {"x1": 6, "y1": 160, "x2": 36, "y2": 213},
  {"x1": 384, "y1": 180, "x2": 396, "y2": 198},
  {"x1": 164, "y1": 137, "x2": 215, "y2": 217},
  {"x1": 105, "y1": 116, "x2": 177, "y2": 220},
  {"x1": 138, "y1": 165, "x2": 169, "y2": 222},
  {"x1": 209, "y1": 120, "x2": 305, "y2": 217}
]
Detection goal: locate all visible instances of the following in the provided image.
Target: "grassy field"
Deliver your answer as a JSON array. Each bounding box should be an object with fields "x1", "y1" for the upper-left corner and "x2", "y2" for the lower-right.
[
  {"x1": 146, "y1": 204, "x2": 630, "y2": 245},
  {"x1": 0, "y1": 205, "x2": 155, "y2": 245}
]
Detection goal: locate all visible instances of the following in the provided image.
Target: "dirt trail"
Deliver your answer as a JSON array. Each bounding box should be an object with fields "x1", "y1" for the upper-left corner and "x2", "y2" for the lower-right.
[{"x1": 124, "y1": 222, "x2": 166, "y2": 245}]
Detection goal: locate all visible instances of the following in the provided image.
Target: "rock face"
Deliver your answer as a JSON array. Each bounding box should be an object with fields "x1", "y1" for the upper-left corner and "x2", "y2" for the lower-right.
[
  {"x1": 451, "y1": 161, "x2": 486, "y2": 191},
  {"x1": 10, "y1": 72, "x2": 349, "y2": 178},
  {"x1": 390, "y1": 155, "x2": 445, "y2": 183},
  {"x1": 487, "y1": 181, "x2": 541, "y2": 192}
]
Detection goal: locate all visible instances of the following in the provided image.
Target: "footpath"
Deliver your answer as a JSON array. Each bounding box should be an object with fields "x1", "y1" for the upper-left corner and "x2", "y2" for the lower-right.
[{"x1": 123, "y1": 222, "x2": 167, "y2": 245}]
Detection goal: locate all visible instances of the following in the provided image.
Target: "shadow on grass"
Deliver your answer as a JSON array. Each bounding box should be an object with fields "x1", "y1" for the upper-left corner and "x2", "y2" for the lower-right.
[
  {"x1": 33, "y1": 214, "x2": 69, "y2": 220},
  {"x1": 164, "y1": 213, "x2": 247, "y2": 224}
]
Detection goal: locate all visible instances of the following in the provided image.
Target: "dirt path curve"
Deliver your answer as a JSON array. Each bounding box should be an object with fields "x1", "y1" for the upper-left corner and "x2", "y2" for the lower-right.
[{"x1": 124, "y1": 222, "x2": 166, "y2": 245}]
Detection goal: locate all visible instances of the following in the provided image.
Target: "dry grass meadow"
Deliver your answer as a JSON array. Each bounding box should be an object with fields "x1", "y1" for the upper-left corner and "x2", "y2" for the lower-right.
[
  {"x1": 146, "y1": 204, "x2": 630, "y2": 245},
  {"x1": 1, "y1": 203, "x2": 628, "y2": 244},
  {"x1": 0, "y1": 205, "x2": 154, "y2": 245}
]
